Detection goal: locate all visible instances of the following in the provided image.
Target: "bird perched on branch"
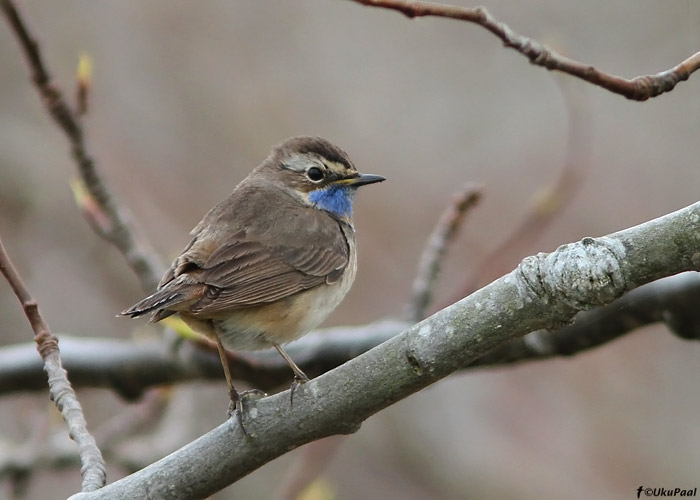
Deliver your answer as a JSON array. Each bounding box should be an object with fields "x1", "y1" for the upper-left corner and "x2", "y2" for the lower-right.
[{"x1": 120, "y1": 136, "x2": 384, "y2": 416}]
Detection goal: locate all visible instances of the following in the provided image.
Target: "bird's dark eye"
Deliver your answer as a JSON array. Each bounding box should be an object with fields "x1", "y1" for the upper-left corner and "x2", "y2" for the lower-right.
[{"x1": 306, "y1": 166, "x2": 324, "y2": 182}]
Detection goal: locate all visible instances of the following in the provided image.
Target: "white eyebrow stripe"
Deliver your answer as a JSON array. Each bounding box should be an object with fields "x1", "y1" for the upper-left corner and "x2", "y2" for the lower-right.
[{"x1": 281, "y1": 153, "x2": 313, "y2": 172}]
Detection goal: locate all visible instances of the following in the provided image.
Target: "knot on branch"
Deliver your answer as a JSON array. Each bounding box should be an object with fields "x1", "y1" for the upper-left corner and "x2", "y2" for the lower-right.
[
  {"x1": 629, "y1": 75, "x2": 658, "y2": 100},
  {"x1": 35, "y1": 330, "x2": 59, "y2": 359},
  {"x1": 518, "y1": 236, "x2": 628, "y2": 321}
]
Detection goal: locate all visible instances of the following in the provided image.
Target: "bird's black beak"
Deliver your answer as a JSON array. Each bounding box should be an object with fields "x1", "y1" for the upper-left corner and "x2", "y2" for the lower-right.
[{"x1": 344, "y1": 173, "x2": 386, "y2": 187}]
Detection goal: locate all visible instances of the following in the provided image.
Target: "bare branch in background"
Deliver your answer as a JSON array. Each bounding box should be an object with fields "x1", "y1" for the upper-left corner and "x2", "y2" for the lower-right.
[
  {"x1": 1, "y1": 264, "x2": 699, "y2": 398},
  {"x1": 94, "y1": 389, "x2": 171, "y2": 451},
  {"x1": 472, "y1": 272, "x2": 700, "y2": 367},
  {"x1": 448, "y1": 77, "x2": 592, "y2": 302},
  {"x1": 405, "y1": 183, "x2": 481, "y2": 322},
  {"x1": 0, "y1": 322, "x2": 403, "y2": 398},
  {"x1": 0, "y1": 238, "x2": 106, "y2": 492},
  {"x1": 350, "y1": 0, "x2": 700, "y2": 101},
  {"x1": 0, "y1": 0, "x2": 164, "y2": 291},
  {"x1": 0, "y1": 390, "x2": 173, "y2": 490}
]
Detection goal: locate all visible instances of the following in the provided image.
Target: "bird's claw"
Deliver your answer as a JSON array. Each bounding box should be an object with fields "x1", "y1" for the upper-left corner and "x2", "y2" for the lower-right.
[
  {"x1": 228, "y1": 388, "x2": 267, "y2": 436},
  {"x1": 289, "y1": 374, "x2": 309, "y2": 408}
]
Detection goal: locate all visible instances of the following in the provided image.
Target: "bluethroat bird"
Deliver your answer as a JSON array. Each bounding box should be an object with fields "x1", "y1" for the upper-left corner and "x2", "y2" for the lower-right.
[{"x1": 120, "y1": 136, "x2": 384, "y2": 415}]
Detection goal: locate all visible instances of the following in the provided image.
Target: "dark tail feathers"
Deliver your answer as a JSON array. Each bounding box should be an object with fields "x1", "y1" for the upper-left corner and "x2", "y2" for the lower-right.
[{"x1": 119, "y1": 289, "x2": 183, "y2": 322}]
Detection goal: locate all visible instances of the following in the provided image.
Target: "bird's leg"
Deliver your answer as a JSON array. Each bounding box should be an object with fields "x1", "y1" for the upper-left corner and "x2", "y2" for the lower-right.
[
  {"x1": 215, "y1": 335, "x2": 266, "y2": 436},
  {"x1": 274, "y1": 344, "x2": 309, "y2": 407},
  {"x1": 215, "y1": 335, "x2": 239, "y2": 417},
  {"x1": 274, "y1": 343, "x2": 309, "y2": 381}
]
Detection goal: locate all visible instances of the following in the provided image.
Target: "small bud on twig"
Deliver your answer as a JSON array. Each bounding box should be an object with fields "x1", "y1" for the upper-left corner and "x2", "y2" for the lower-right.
[{"x1": 75, "y1": 51, "x2": 92, "y2": 117}]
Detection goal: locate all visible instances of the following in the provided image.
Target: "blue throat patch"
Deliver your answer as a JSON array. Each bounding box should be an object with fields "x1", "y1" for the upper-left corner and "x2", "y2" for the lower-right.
[{"x1": 308, "y1": 185, "x2": 355, "y2": 218}]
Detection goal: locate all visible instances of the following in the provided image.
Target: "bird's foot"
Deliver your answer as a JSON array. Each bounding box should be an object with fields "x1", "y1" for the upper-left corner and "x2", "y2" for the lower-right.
[
  {"x1": 228, "y1": 388, "x2": 267, "y2": 436},
  {"x1": 289, "y1": 374, "x2": 310, "y2": 408}
]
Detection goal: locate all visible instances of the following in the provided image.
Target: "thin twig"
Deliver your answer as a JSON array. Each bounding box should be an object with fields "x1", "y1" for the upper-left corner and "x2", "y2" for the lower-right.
[
  {"x1": 0, "y1": 237, "x2": 106, "y2": 492},
  {"x1": 0, "y1": 0, "x2": 163, "y2": 291},
  {"x1": 406, "y1": 183, "x2": 481, "y2": 321},
  {"x1": 350, "y1": 0, "x2": 700, "y2": 101}
]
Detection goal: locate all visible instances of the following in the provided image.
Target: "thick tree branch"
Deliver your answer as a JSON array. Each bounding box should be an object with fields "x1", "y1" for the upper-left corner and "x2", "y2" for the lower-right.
[
  {"x1": 0, "y1": 0, "x2": 164, "y2": 291},
  {"x1": 350, "y1": 0, "x2": 700, "y2": 101},
  {"x1": 69, "y1": 200, "x2": 700, "y2": 500},
  {"x1": 0, "y1": 238, "x2": 106, "y2": 492}
]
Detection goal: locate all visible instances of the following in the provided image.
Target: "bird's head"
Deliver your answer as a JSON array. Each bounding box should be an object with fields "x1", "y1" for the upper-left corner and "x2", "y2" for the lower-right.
[{"x1": 259, "y1": 136, "x2": 385, "y2": 220}]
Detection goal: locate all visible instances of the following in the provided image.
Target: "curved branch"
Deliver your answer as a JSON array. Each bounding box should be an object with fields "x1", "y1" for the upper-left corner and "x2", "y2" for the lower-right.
[
  {"x1": 60, "y1": 199, "x2": 700, "y2": 499},
  {"x1": 0, "y1": 237, "x2": 106, "y2": 492},
  {"x1": 350, "y1": 0, "x2": 700, "y2": 101}
]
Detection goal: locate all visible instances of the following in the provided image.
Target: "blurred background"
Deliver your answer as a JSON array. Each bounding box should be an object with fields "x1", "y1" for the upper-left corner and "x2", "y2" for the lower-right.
[{"x1": 1, "y1": 1, "x2": 700, "y2": 499}]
